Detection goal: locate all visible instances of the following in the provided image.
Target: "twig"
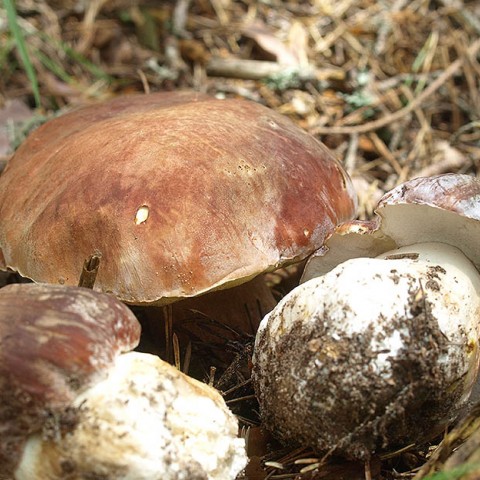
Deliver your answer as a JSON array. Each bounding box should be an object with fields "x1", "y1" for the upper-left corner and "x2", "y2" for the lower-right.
[
  {"x1": 182, "y1": 341, "x2": 192, "y2": 374},
  {"x1": 78, "y1": 251, "x2": 101, "y2": 289},
  {"x1": 173, "y1": 332, "x2": 181, "y2": 371},
  {"x1": 208, "y1": 366, "x2": 216, "y2": 387},
  {"x1": 172, "y1": 0, "x2": 192, "y2": 38},
  {"x1": 368, "y1": 132, "x2": 404, "y2": 177},
  {"x1": 310, "y1": 38, "x2": 480, "y2": 135},
  {"x1": 209, "y1": 0, "x2": 229, "y2": 25},
  {"x1": 76, "y1": 0, "x2": 109, "y2": 54},
  {"x1": 136, "y1": 69, "x2": 150, "y2": 94},
  {"x1": 343, "y1": 132, "x2": 358, "y2": 174},
  {"x1": 164, "y1": 305, "x2": 173, "y2": 364},
  {"x1": 206, "y1": 57, "x2": 343, "y2": 81},
  {"x1": 225, "y1": 394, "x2": 256, "y2": 405},
  {"x1": 374, "y1": 0, "x2": 410, "y2": 55},
  {"x1": 222, "y1": 378, "x2": 252, "y2": 397}
]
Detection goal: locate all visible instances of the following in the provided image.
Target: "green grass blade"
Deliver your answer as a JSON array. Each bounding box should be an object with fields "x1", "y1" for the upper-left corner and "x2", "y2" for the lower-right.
[
  {"x1": 4, "y1": 0, "x2": 41, "y2": 107},
  {"x1": 60, "y1": 41, "x2": 112, "y2": 81},
  {"x1": 35, "y1": 49, "x2": 73, "y2": 84},
  {"x1": 422, "y1": 463, "x2": 480, "y2": 480},
  {"x1": 36, "y1": 32, "x2": 112, "y2": 82}
]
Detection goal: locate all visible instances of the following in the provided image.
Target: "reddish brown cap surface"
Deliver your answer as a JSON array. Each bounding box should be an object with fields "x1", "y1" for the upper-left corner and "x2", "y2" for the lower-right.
[
  {"x1": 302, "y1": 173, "x2": 480, "y2": 281},
  {"x1": 0, "y1": 283, "x2": 140, "y2": 474},
  {"x1": 0, "y1": 92, "x2": 356, "y2": 305},
  {"x1": 378, "y1": 173, "x2": 480, "y2": 214}
]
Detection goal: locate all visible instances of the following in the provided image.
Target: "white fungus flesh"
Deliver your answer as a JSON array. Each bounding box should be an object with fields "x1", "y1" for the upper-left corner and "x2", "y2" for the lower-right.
[
  {"x1": 253, "y1": 242, "x2": 480, "y2": 459},
  {"x1": 15, "y1": 352, "x2": 247, "y2": 480}
]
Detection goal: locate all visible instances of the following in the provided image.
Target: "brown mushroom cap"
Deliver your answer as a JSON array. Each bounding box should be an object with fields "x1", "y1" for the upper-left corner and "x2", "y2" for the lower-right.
[
  {"x1": 302, "y1": 173, "x2": 480, "y2": 281},
  {"x1": 0, "y1": 92, "x2": 356, "y2": 305},
  {"x1": 0, "y1": 283, "x2": 140, "y2": 475}
]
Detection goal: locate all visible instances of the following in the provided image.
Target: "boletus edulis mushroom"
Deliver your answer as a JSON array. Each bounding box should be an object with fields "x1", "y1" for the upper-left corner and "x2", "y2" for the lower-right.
[
  {"x1": 0, "y1": 283, "x2": 247, "y2": 480},
  {"x1": 0, "y1": 92, "x2": 356, "y2": 340},
  {"x1": 253, "y1": 173, "x2": 480, "y2": 459}
]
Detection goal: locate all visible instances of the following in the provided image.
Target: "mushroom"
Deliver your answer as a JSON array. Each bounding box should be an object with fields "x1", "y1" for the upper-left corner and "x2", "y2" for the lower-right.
[
  {"x1": 0, "y1": 283, "x2": 247, "y2": 479},
  {"x1": 252, "y1": 173, "x2": 480, "y2": 459},
  {"x1": 0, "y1": 92, "x2": 356, "y2": 341}
]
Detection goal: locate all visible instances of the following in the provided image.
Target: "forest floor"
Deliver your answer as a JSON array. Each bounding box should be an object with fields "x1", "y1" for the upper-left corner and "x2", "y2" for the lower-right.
[{"x1": 1, "y1": 1, "x2": 480, "y2": 479}]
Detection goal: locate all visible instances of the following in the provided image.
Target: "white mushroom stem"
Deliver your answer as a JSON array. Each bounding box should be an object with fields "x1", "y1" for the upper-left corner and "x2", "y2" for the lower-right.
[
  {"x1": 15, "y1": 352, "x2": 247, "y2": 480},
  {"x1": 253, "y1": 242, "x2": 480, "y2": 458}
]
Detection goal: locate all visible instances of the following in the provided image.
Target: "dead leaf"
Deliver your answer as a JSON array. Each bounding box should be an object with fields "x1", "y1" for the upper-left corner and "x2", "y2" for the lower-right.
[
  {"x1": 417, "y1": 140, "x2": 468, "y2": 177},
  {"x1": 242, "y1": 21, "x2": 299, "y2": 66},
  {"x1": 287, "y1": 21, "x2": 310, "y2": 67},
  {"x1": 179, "y1": 39, "x2": 211, "y2": 64}
]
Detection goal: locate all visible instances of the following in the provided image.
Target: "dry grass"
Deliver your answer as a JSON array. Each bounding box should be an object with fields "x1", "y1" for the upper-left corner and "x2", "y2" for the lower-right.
[{"x1": 1, "y1": 1, "x2": 480, "y2": 479}]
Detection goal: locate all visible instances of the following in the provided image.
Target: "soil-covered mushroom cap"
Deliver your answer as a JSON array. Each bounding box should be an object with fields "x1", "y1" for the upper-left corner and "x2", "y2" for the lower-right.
[
  {"x1": 253, "y1": 242, "x2": 480, "y2": 459},
  {"x1": 16, "y1": 352, "x2": 247, "y2": 480},
  {"x1": 0, "y1": 92, "x2": 356, "y2": 305},
  {"x1": 0, "y1": 283, "x2": 140, "y2": 476}
]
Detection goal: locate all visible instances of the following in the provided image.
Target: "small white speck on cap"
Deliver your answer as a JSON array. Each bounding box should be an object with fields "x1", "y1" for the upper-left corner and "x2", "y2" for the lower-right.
[{"x1": 135, "y1": 206, "x2": 149, "y2": 225}]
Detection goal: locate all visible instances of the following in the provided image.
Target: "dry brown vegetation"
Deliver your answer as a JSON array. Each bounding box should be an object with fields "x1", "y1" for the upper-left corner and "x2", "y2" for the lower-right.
[{"x1": 1, "y1": 0, "x2": 480, "y2": 479}]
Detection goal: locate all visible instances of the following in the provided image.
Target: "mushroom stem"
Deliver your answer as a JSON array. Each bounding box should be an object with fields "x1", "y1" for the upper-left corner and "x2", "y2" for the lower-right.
[
  {"x1": 139, "y1": 275, "x2": 277, "y2": 361},
  {"x1": 174, "y1": 274, "x2": 277, "y2": 335},
  {"x1": 253, "y1": 241, "x2": 480, "y2": 458}
]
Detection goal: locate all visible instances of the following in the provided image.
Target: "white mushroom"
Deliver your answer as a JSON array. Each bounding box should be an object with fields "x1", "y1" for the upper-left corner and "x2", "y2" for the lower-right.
[
  {"x1": 252, "y1": 174, "x2": 480, "y2": 459},
  {"x1": 0, "y1": 283, "x2": 247, "y2": 480},
  {"x1": 16, "y1": 352, "x2": 246, "y2": 480}
]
